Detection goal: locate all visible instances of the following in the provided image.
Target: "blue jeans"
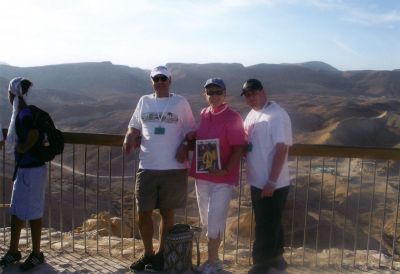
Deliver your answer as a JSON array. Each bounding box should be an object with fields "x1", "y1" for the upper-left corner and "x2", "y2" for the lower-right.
[{"x1": 251, "y1": 185, "x2": 290, "y2": 264}]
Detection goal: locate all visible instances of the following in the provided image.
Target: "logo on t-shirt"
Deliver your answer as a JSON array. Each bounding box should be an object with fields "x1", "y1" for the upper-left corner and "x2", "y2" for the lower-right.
[{"x1": 142, "y1": 112, "x2": 178, "y2": 123}]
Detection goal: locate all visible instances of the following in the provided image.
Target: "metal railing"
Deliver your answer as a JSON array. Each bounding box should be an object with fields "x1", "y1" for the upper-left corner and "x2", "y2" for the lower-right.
[{"x1": 1, "y1": 130, "x2": 399, "y2": 270}]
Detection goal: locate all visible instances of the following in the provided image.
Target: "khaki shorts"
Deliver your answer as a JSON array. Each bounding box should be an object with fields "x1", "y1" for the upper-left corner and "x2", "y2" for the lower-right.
[{"x1": 135, "y1": 169, "x2": 188, "y2": 212}]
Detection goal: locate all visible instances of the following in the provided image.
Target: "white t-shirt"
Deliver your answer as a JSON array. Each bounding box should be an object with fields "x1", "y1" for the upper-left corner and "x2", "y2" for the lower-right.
[
  {"x1": 128, "y1": 93, "x2": 196, "y2": 170},
  {"x1": 244, "y1": 101, "x2": 292, "y2": 190}
]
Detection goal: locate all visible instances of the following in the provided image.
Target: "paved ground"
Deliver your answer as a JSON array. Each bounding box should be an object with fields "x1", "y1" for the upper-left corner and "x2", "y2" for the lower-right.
[
  {"x1": 1, "y1": 244, "x2": 399, "y2": 273},
  {"x1": 0, "y1": 244, "x2": 400, "y2": 274}
]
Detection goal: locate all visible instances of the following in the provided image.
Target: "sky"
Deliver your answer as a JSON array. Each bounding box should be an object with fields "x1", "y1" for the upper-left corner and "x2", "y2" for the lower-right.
[{"x1": 0, "y1": 0, "x2": 399, "y2": 71}]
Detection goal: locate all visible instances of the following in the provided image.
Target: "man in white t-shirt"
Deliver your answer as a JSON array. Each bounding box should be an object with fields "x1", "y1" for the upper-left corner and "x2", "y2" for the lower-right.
[
  {"x1": 242, "y1": 79, "x2": 292, "y2": 274},
  {"x1": 123, "y1": 66, "x2": 196, "y2": 272}
]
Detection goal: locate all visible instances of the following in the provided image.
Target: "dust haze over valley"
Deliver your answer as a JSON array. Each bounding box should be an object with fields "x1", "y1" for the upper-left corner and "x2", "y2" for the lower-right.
[
  {"x1": 1, "y1": 61, "x2": 400, "y2": 268},
  {"x1": 1, "y1": 61, "x2": 400, "y2": 148}
]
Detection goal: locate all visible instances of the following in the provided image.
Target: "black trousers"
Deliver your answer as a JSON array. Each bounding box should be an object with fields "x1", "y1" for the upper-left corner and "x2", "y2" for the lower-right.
[{"x1": 251, "y1": 185, "x2": 290, "y2": 264}]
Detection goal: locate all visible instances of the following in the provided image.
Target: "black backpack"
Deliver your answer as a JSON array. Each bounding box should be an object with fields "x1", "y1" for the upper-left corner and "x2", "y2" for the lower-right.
[{"x1": 28, "y1": 105, "x2": 64, "y2": 162}]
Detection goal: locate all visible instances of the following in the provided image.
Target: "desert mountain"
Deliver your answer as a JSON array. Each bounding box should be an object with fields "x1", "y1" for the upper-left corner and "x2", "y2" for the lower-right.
[{"x1": 1, "y1": 61, "x2": 399, "y2": 147}]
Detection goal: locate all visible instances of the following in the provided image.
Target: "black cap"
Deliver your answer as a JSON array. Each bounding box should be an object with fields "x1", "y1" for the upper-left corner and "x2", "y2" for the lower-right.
[{"x1": 241, "y1": 79, "x2": 263, "y2": 96}]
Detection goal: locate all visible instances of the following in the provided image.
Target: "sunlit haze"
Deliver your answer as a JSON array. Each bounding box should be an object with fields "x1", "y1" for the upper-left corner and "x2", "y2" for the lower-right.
[{"x1": 0, "y1": 0, "x2": 399, "y2": 70}]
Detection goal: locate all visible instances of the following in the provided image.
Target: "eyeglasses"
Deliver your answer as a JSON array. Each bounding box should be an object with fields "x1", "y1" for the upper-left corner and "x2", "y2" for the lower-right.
[
  {"x1": 242, "y1": 90, "x2": 259, "y2": 97},
  {"x1": 205, "y1": 89, "x2": 224, "y2": 96},
  {"x1": 152, "y1": 75, "x2": 169, "y2": 82}
]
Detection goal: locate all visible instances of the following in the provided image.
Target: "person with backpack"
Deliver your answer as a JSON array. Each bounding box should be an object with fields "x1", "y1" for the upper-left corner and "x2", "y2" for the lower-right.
[{"x1": 0, "y1": 77, "x2": 46, "y2": 271}]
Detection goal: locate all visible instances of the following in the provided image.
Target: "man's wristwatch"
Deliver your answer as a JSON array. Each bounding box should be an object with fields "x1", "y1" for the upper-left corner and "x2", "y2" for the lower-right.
[{"x1": 182, "y1": 141, "x2": 189, "y2": 146}]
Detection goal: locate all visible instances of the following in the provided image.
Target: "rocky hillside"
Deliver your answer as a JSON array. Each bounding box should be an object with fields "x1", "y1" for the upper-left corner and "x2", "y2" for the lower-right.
[{"x1": 1, "y1": 61, "x2": 400, "y2": 147}]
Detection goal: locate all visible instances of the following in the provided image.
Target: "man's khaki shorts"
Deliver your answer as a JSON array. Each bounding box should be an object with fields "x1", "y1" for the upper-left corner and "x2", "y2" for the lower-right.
[{"x1": 135, "y1": 169, "x2": 188, "y2": 212}]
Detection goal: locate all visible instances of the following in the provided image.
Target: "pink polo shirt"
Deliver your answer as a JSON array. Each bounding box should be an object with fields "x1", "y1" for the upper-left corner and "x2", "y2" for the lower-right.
[{"x1": 189, "y1": 104, "x2": 246, "y2": 185}]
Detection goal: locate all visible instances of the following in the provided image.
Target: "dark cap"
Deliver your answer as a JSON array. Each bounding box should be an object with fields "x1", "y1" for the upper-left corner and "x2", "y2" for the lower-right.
[
  {"x1": 204, "y1": 78, "x2": 226, "y2": 90},
  {"x1": 241, "y1": 79, "x2": 263, "y2": 95}
]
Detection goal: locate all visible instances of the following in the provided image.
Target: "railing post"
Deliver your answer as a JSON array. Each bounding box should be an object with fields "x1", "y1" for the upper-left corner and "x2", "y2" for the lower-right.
[
  {"x1": 366, "y1": 160, "x2": 377, "y2": 268},
  {"x1": 315, "y1": 158, "x2": 326, "y2": 266},
  {"x1": 289, "y1": 157, "x2": 299, "y2": 264},
  {"x1": 96, "y1": 146, "x2": 100, "y2": 254},
  {"x1": 48, "y1": 161, "x2": 52, "y2": 249},
  {"x1": 60, "y1": 153, "x2": 64, "y2": 250},
  {"x1": 328, "y1": 158, "x2": 339, "y2": 265},
  {"x1": 379, "y1": 160, "x2": 390, "y2": 268},
  {"x1": 72, "y1": 144, "x2": 76, "y2": 252},
  {"x1": 353, "y1": 159, "x2": 364, "y2": 267},
  {"x1": 341, "y1": 158, "x2": 352, "y2": 267},
  {"x1": 108, "y1": 147, "x2": 112, "y2": 256},
  {"x1": 121, "y1": 152, "x2": 125, "y2": 256},
  {"x1": 391, "y1": 163, "x2": 400, "y2": 269},
  {"x1": 235, "y1": 159, "x2": 244, "y2": 264},
  {"x1": 302, "y1": 158, "x2": 312, "y2": 265},
  {"x1": 1, "y1": 148, "x2": 6, "y2": 244},
  {"x1": 83, "y1": 145, "x2": 87, "y2": 253}
]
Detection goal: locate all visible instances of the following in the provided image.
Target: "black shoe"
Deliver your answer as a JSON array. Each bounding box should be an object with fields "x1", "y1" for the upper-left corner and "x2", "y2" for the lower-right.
[
  {"x1": 144, "y1": 251, "x2": 164, "y2": 272},
  {"x1": 130, "y1": 253, "x2": 154, "y2": 273},
  {"x1": 20, "y1": 252, "x2": 44, "y2": 271},
  {"x1": 271, "y1": 256, "x2": 288, "y2": 270},
  {"x1": 248, "y1": 262, "x2": 270, "y2": 274},
  {"x1": 0, "y1": 250, "x2": 22, "y2": 268}
]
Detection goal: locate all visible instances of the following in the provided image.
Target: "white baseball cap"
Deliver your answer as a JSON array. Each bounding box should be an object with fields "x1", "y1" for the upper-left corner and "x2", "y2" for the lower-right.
[{"x1": 150, "y1": 66, "x2": 171, "y2": 78}]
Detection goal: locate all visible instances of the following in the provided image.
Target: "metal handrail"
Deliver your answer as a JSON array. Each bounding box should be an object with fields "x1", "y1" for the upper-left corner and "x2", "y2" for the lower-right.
[{"x1": 4, "y1": 129, "x2": 400, "y2": 159}]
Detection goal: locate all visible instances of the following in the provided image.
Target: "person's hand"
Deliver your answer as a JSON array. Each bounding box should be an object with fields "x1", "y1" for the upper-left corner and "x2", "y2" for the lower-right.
[
  {"x1": 261, "y1": 183, "x2": 275, "y2": 198},
  {"x1": 123, "y1": 135, "x2": 141, "y2": 154},
  {"x1": 207, "y1": 168, "x2": 228, "y2": 176},
  {"x1": 175, "y1": 144, "x2": 188, "y2": 163},
  {"x1": 122, "y1": 141, "x2": 132, "y2": 154}
]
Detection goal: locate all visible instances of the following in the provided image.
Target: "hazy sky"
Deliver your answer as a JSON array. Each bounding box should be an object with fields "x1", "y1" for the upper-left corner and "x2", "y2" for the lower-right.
[{"x1": 1, "y1": 0, "x2": 399, "y2": 70}]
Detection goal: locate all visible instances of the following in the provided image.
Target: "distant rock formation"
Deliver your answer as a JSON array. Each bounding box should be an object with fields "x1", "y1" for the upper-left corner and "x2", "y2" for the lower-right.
[{"x1": 1, "y1": 61, "x2": 399, "y2": 147}]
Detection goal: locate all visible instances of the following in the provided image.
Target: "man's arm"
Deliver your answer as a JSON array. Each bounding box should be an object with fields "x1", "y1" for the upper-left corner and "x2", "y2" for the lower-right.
[
  {"x1": 262, "y1": 142, "x2": 288, "y2": 198},
  {"x1": 122, "y1": 127, "x2": 141, "y2": 154},
  {"x1": 16, "y1": 129, "x2": 39, "y2": 153}
]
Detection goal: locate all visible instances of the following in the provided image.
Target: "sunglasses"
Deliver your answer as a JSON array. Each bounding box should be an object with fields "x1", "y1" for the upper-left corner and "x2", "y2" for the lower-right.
[
  {"x1": 152, "y1": 75, "x2": 169, "y2": 82},
  {"x1": 205, "y1": 89, "x2": 224, "y2": 96},
  {"x1": 242, "y1": 90, "x2": 259, "y2": 97}
]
